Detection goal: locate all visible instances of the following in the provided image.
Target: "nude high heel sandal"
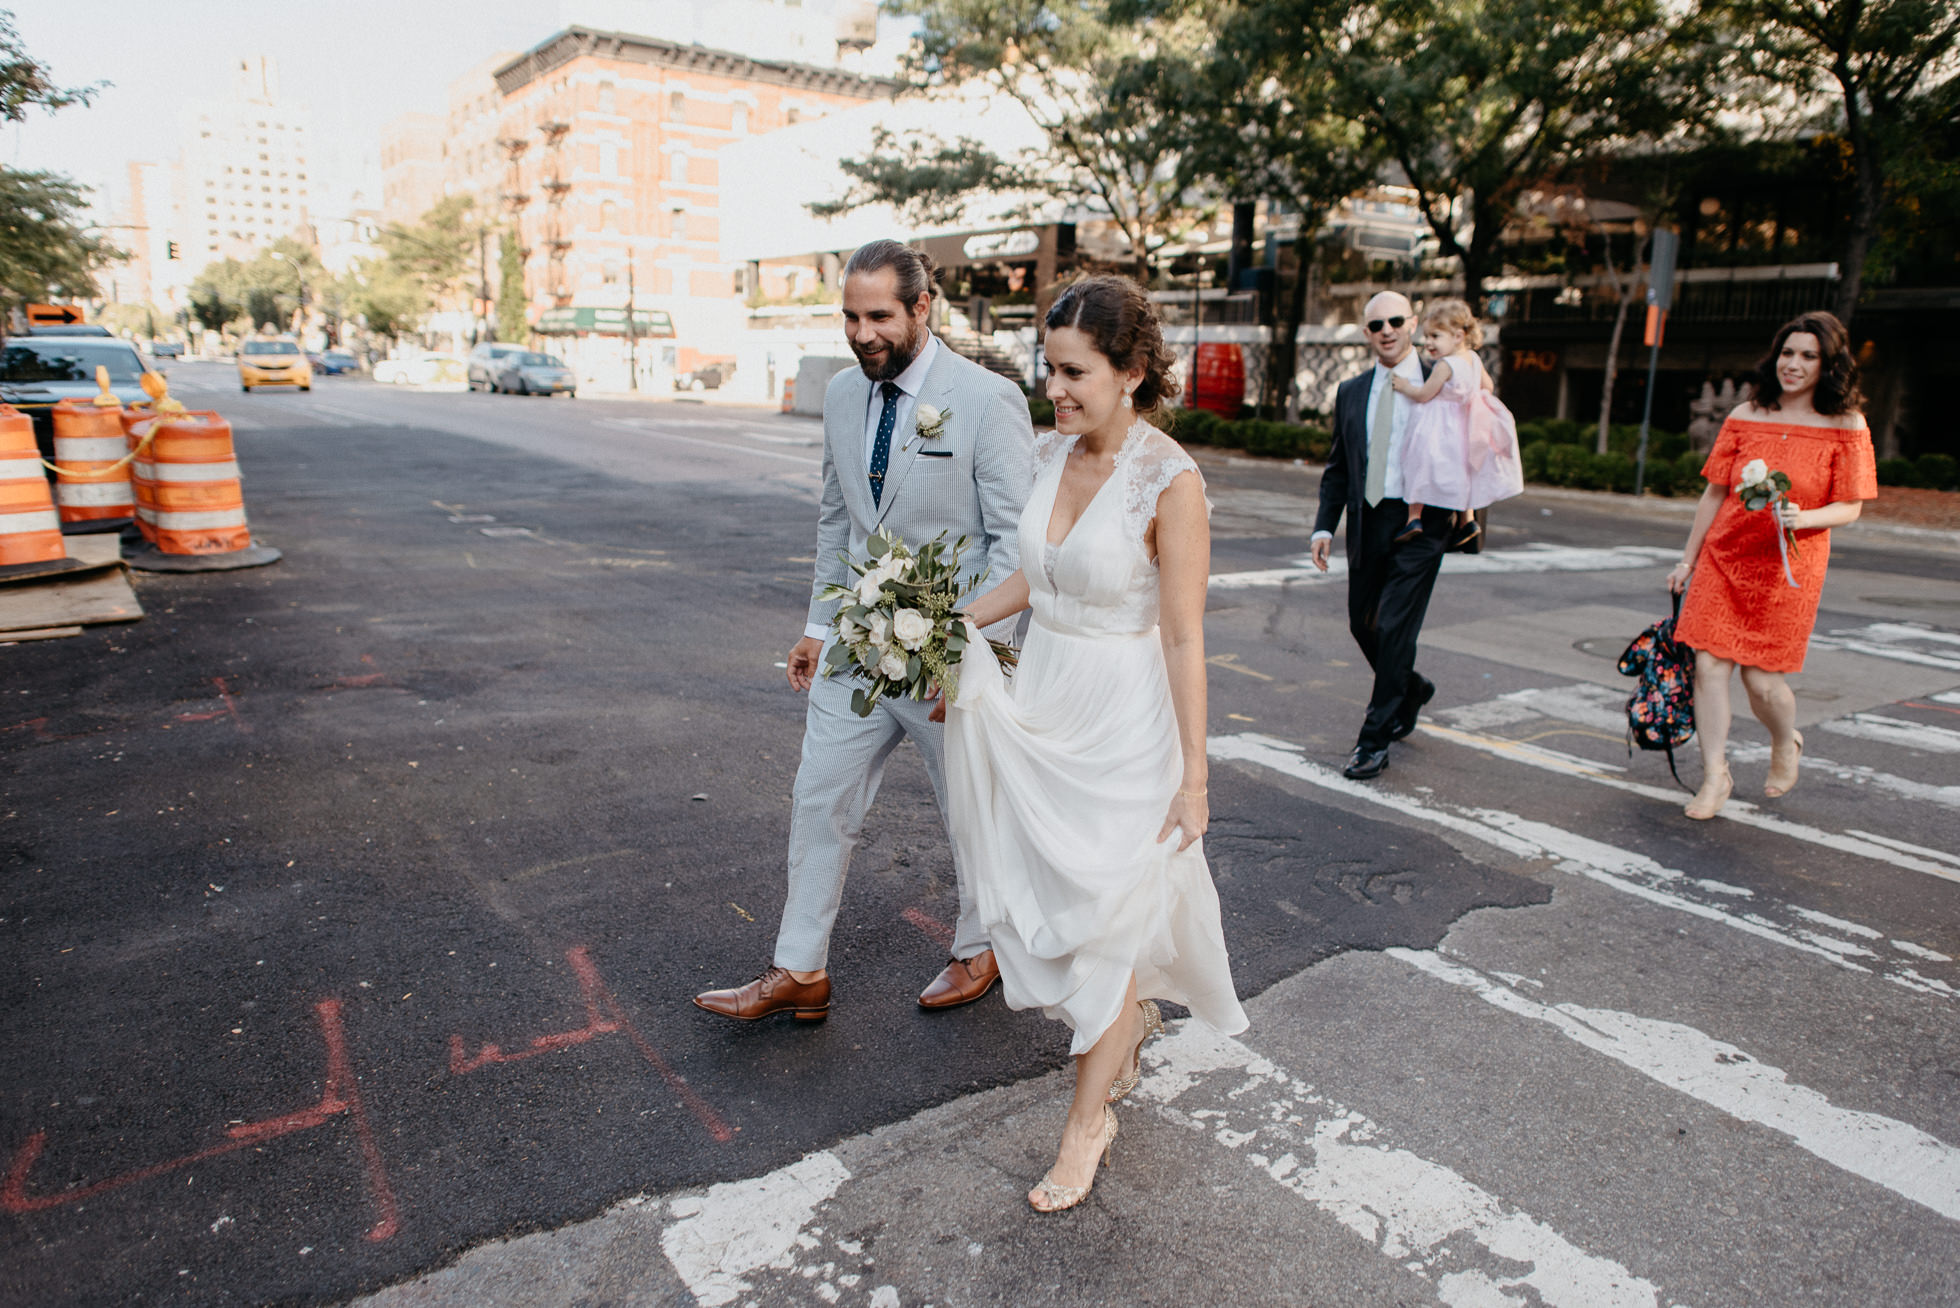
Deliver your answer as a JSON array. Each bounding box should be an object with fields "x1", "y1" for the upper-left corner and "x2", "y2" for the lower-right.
[
  {"x1": 1685, "y1": 766, "x2": 1733, "y2": 821},
  {"x1": 1106, "y1": 1000, "x2": 1166, "y2": 1104},
  {"x1": 1764, "y1": 732, "x2": 1804, "y2": 799},
  {"x1": 1029, "y1": 1105, "x2": 1118, "y2": 1213}
]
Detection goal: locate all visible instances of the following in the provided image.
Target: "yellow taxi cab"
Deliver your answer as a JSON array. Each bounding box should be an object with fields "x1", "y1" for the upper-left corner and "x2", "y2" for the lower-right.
[{"x1": 238, "y1": 337, "x2": 312, "y2": 392}]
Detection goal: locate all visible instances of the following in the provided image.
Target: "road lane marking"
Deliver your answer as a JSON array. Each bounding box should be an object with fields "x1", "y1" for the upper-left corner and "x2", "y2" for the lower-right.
[
  {"x1": 1443, "y1": 684, "x2": 1960, "y2": 809},
  {"x1": 1813, "y1": 624, "x2": 1960, "y2": 672},
  {"x1": 1819, "y1": 712, "x2": 1960, "y2": 754},
  {"x1": 1392, "y1": 949, "x2": 1960, "y2": 1222},
  {"x1": 594, "y1": 419, "x2": 821, "y2": 466},
  {"x1": 1416, "y1": 721, "x2": 1960, "y2": 883},
  {"x1": 1844, "y1": 830, "x2": 1960, "y2": 868},
  {"x1": 1211, "y1": 543, "x2": 1678, "y2": 589},
  {"x1": 1208, "y1": 732, "x2": 1954, "y2": 996},
  {"x1": 1139, "y1": 1021, "x2": 1665, "y2": 1307},
  {"x1": 661, "y1": 1151, "x2": 854, "y2": 1308}
]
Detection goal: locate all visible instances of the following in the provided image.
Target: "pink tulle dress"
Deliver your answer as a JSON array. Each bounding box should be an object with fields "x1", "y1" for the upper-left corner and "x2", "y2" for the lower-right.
[{"x1": 1400, "y1": 353, "x2": 1525, "y2": 512}]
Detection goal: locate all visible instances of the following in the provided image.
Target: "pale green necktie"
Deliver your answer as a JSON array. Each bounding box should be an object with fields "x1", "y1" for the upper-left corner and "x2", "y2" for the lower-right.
[{"x1": 1365, "y1": 367, "x2": 1394, "y2": 506}]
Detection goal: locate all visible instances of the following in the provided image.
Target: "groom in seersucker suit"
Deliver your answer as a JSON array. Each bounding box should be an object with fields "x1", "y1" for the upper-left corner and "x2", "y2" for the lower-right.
[{"x1": 695, "y1": 239, "x2": 1034, "y2": 1023}]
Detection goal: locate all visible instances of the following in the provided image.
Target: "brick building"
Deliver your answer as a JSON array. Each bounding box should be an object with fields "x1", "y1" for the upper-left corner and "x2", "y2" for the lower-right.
[{"x1": 490, "y1": 26, "x2": 894, "y2": 385}]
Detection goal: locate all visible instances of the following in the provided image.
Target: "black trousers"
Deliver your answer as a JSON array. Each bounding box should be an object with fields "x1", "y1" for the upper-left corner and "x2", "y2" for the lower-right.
[{"x1": 1347, "y1": 499, "x2": 1449, "y2": 750}]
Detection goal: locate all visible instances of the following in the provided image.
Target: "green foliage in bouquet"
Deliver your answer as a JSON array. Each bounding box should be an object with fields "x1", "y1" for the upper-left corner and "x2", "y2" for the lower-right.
[{"x1": 817, "y1": 528, "x2": 1016, "y2": 718}]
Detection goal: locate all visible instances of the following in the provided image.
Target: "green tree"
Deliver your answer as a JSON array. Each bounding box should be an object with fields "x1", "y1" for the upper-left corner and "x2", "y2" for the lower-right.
[
  {"x1": 345, "y1": 256, "x2": 424, "y2": 340},
  {"x1": 496, "y1": 229, "x2": 527, "y2": 343},
  {"x1": 0, "y1": 169, "x2": 118, "y2": 315},
  {"x1": 0, "y1": 13, "x2": 117, "y2": 315},
  {"x1": 1156, "y1": 0, "x2": 1384, "y2": 414},
  {"x1": 1292, "y1": 0, "x2": 1723, "y2": 311},
  {"x1": 1721, "y1": 0, "x2": 1960, "y2": 321},
  {"x1": 381, "y1": 194, "x2": 486, "y2": 310},
  {"x1": 868, "y1": 0, "x2": 1216, "y2": 278}
]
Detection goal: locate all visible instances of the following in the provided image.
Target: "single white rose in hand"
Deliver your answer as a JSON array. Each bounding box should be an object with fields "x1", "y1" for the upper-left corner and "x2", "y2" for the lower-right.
[
  {"x1": 877, "y1": 649, "x2": 909, "y2": 680},
  {"x1": 1738, "y1": 458, "x2": 1769, "y2": 486},
  {"x1": 892, "y1": 608, "x2": 931, "y2": 650}
]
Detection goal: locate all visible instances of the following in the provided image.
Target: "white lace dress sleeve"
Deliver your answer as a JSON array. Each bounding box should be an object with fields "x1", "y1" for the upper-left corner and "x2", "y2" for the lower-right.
[{"x1": 1120, "y1": 425, "x2": 1205, "y2": 550}]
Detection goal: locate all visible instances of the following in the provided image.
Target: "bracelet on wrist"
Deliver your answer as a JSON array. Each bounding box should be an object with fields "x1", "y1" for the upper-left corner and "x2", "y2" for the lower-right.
[{"x1": 1179, "y1": 787, "x2": 1208, "y2": 799}]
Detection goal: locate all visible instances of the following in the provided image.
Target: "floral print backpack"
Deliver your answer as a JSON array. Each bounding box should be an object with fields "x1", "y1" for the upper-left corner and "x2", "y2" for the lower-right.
[{"x1": 1619, "y1": 595, "x2": 1696, "y2": 789}]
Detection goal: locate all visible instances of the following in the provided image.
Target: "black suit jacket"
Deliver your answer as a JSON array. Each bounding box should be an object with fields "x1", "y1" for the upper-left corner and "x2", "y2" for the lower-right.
[{"x1": 1313, "y1": 356, "x2": 1432, "y2": 568}]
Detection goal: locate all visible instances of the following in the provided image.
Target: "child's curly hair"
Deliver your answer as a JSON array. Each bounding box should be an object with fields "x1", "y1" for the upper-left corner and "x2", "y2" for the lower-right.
[{"x1": 1420, "y1": 298, "x2": 1483, "y2": 350}]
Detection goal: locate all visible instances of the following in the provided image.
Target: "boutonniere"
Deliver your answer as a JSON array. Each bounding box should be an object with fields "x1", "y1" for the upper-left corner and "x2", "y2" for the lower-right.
[{"x1": 910, "y1": 403, "x2": 951, "y2": 448}]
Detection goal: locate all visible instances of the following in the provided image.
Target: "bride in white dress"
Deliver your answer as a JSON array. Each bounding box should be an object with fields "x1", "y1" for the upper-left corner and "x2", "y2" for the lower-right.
[{"x1": 942, "y1": 276, "x2": 1248, "y2": 1211}]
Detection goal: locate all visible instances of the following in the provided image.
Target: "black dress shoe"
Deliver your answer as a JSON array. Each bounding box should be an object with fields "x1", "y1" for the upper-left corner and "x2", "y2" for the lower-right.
[
  {"x1": 1388, "y1": 678, "x2": 1437, "y2": 741},
  {"x1": 1343, "y1": 744, "x2": 1391, "y2": 779}
]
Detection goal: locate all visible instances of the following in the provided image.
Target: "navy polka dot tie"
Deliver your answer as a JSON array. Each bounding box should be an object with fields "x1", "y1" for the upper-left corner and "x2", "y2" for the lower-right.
[{"x1": 869, "y1": 381, "x2": 901, "y2": 507}]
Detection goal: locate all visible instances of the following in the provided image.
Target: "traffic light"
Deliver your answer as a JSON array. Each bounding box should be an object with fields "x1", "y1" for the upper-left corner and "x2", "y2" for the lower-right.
[{"x1": 166, "y1": 241, "x2": 180, "y2": 260}]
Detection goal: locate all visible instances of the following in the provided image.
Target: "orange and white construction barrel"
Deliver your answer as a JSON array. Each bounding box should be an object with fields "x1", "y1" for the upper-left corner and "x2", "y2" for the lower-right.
[
  {"x1": 123, "y1": 411, "x2": 281, "y2": 573},
  {"x1": 0, "y1": 404, "x2": 64, "y2": 568},
  {"x1": 50, "y1": 397, "x2": 135, "y2": 531},
  {"x1": 121, "y1": 403, "x2": 159, "y2": 542}
]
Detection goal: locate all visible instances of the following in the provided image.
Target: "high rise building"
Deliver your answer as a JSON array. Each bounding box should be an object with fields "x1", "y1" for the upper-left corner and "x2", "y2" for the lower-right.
[
  {"x1": 172, "y1": 56, "x2": 316, "y2": 264},
  {"x1": 380, "y1": 112, "x2": 445, "y2": 227}
]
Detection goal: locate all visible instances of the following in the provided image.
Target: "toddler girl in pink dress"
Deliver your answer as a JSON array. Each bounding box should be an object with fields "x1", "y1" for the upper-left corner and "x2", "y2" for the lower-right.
[{"x1": 1391, "y1": 298, "x2": 1524, "y2": 550}]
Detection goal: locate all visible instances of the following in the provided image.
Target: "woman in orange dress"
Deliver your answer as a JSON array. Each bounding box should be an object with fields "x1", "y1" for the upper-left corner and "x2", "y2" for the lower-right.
[{"x1": 1667, "y1": 311, "x2": 1877, "y2": 820}]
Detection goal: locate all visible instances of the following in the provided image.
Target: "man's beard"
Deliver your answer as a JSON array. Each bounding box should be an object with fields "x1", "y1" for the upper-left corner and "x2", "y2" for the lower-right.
[{"x1": 853, "y1": 321, "x2": 926, "y2": 382}]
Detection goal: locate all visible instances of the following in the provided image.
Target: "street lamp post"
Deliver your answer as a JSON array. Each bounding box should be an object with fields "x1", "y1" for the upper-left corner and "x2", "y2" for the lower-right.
[{"x1": 626, "y1": 258, "x2": 638, "y2": 393}]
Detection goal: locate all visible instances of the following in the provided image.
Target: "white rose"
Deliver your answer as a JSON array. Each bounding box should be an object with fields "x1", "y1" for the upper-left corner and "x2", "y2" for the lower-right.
[
  {"x1": 865, "y1": 613, "x2": 891, "y2": 648},
  {"x1": 892, "y1": 608, "x2": 931, "y2": 650},
  {"x1": 1738, "y1": 458, "x2": 1768, "y2": 486},
  {"x1": 916, "y1": 403, "x2": 943, "y2": 429},
  {"x1": 837, "y1": 612, "x2": 865, "y2": 641},
  {"x1": 856, "y1": 563, "x2": 895, "y2": 604},
  {"x1": 877, "y1": 650, "x2": 909, "y2": 680}
]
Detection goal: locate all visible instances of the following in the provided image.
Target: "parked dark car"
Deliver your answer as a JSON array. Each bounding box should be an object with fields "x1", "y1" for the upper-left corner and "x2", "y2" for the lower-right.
[
  {"x1": 312, "y1": 350, "x2": 359, "y2": 375},
  {"x1": 0, "y1": 336, "x2": 152, "y2": 457},
  {"x1": 674, "y1": 361, "x2": 734, "y2": 391},
  {"x1": 149, "y1": 340, "x2": 185, "y2": 358},
  {"x1": 492, "y1": 351, "x2": 576, "y2": 397}
]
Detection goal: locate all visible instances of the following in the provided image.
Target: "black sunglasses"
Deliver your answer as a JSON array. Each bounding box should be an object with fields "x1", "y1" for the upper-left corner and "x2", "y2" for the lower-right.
[{"x1": 1366, "y1": 316, "x2": 1407, "y2": 333}]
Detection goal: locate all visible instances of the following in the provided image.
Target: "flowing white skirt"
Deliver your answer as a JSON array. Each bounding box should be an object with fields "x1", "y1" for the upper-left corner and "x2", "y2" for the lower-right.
[{"x1": 946, "y1": 617, "x2": 1248, "y2": 1055}]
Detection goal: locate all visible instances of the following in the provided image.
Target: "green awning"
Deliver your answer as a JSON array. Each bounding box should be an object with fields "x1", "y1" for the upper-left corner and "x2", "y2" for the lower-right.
[{"x1": 535, "y1": 307, "x2": 676, "y2": 337}]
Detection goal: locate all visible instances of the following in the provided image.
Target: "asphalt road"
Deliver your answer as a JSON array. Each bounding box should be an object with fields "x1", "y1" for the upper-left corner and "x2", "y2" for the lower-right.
[{"x1": 3, "y1": 362, "x2": 1957, "y2": 1307}]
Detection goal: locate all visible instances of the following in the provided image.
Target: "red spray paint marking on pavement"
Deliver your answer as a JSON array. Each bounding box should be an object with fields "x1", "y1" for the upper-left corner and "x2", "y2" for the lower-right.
[
  {"x1": 211, "y1": 676, "x2": 250, "y2": 734},
  {"x1": 902, "y1": 906, "x2": 954, "y2": 948},
  {"x1": 449, "y1": 946, "x2": 734, "y2": 1143},
  {"x1": 3, "y1": 999, "x2": 399, "y2": 1242}
]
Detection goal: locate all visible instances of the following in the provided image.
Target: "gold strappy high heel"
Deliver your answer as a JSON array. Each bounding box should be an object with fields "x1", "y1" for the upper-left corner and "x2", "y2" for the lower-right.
[
  {"x1": 1029, "y1": 1104, "x2": 1117, "y2": 1213},
  {"x1": 1106, "y1": 1000, "x2": 1166, "y2": 1103}
]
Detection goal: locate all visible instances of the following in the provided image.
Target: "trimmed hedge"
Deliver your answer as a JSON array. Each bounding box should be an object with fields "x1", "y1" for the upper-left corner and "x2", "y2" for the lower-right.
[
  {"x1": 1019, "y1": 393, "x2": 1726, "y2": 497},
  {"x1": 1877, "y1": 453, "x2": 1959, "y2": 491}
]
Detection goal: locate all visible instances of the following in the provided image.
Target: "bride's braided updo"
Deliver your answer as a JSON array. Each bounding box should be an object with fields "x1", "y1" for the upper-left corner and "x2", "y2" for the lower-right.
[{"x1": 1044, "y1": 275, "x2": 1181, "y2": 418}]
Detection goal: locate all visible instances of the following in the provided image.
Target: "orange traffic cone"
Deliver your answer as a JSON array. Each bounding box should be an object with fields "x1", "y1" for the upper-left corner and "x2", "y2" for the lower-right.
[
  {"x1": 121, "y1": 409, "x2": 280, "y2": 572},
  {"x1": 0, "y1": 403, "x2": 68, "y2": 574}
]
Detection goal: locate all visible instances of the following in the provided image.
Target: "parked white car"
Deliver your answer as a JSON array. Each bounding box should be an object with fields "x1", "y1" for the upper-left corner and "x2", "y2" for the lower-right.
[{"x1": 373, "y1": 353, "x2": 466, "y2": 387}]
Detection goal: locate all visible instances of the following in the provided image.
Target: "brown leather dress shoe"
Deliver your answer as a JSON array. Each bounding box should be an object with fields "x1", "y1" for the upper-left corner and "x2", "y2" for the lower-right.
[
  {"x1": 694, "y1": 967, "x2": 830, "y2": 1022},
  {"x1": 918, "y1": 949, "x2": 1000, "y2": 1009}
]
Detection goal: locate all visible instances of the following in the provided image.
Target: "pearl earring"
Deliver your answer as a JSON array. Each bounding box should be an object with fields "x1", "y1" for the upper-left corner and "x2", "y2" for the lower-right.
[{"x1": 1121, "y1": 392, "x2": 1133, "y2": 407}]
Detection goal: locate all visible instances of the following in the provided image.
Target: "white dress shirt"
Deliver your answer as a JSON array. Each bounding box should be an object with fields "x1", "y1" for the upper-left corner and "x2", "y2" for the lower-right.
[
  {"x1": 803, "y1": 332, "x2": 943, "y2": 641},
  {"x1": 863, "y1": 331, "x2": 939, "y2": 466},
  {"x1": 1312, "y1": 349, "x2": 1425, "y2": 543}
]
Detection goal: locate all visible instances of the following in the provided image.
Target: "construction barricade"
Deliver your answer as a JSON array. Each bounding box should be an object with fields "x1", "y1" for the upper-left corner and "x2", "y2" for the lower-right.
[
  {"x1": 0, "y1": 404, "x2": 66, "y2": 571},
  {"x1": 121, "y1": 403, "x2": 158, "y2": 543},
  {"x1": 50, "y1": 397, "x2": 135, "y2": 532},
  {"x1": 122, "y1": 411, "x2": 280, "y2": 572}
]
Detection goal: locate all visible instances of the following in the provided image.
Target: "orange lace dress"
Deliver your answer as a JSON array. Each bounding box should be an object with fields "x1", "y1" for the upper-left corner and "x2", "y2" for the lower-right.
[{"x1": 1674, "y1": 415, "x2": 1877, "y2": 673}]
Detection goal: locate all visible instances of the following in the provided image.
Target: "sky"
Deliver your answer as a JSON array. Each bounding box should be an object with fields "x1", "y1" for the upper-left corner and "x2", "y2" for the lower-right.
[
  {"x1": 9, "y1": 1, "x2": 563, "y2": 213},
  {"x1": 7, "y1": 0, "x2": 907, "y2": 222}
]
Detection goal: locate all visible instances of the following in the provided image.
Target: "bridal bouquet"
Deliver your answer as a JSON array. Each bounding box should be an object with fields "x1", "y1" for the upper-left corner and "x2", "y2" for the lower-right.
[
  {"x1": 819, "y1": 528, "x2": 1015, "y2": 717},
  {"x1": 1735, "y1": 458, "x2": 1800, "y2": 588}
]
